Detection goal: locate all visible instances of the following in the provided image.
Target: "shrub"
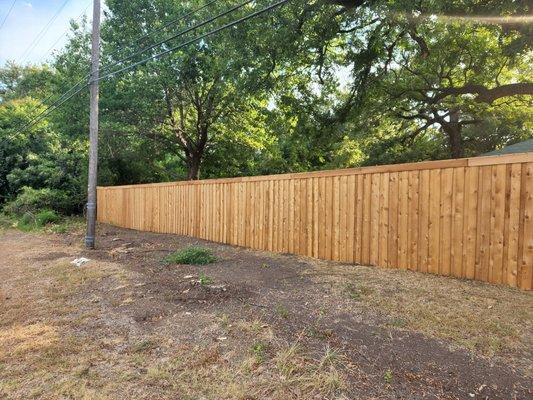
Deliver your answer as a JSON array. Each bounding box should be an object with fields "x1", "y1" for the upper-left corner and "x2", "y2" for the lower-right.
[
  {"x1": 4, "y1": 187, "x2": 77, "y2": 216},
  {"x1": 163, "y1": 246, "x2": 217, "y2": 265},
  {"x1": 19, "y1": 212, "x2": 36, "y2": 228},
  {"x1": 14, "y1": 210, "x2": 61, "y2": 230},
  {"x1": 35, "y1": 210, "x2": 60, "y2": 226}
]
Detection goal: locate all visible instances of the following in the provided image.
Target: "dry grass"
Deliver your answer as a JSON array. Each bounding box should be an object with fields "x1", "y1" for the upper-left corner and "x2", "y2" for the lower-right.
[
  {"x1": 315, "y1": 261, "x2": 533, "y2": 365},
  {"x1": 0, "y1": 232, "x2": 350, "y2": 400},
  {"x1": 1, "y1": 227, "x2": 531, "y2": 398}
]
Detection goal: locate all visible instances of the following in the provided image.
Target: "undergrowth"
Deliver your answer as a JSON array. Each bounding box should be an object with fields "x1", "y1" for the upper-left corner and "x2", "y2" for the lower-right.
[
  {"x1": 0, "y1": 210, "x2": 84, "y2": 234},
  {"x1": 164, "y1": 246, "x2": 217, "y2": 265}
]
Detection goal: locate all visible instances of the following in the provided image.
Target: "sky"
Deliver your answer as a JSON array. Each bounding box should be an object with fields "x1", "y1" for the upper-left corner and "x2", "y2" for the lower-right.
[{"x1": 0, "y1": 0, "x2": 92, "y2": 65}]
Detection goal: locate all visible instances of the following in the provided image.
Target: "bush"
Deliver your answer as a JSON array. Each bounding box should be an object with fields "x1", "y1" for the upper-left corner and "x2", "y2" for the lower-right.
[
  {"x1": 15, "y1": 210, "x2": 61, "y2": 230},
  {"x1": 35, "y1": 210, "x2": 60, "y2": 226},
  {"x1": 4, "y1": 187, "x2": 77, "y2": 216},
  {"x1": 164, "y1": 246, "x2": 217, "y2": 265}
]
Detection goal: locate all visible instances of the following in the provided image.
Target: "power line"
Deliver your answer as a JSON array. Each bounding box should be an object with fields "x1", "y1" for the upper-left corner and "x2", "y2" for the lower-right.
[
  {"x1": 105, "y1": 0, "x2": 218, "y2": 61},
  {"x1": 39, "y1": 1, "x2": 92, "y2": 62},
  {"x1": 15, "y1": 0, "x2": 291, "y2": 135},
  {"x1": 101, "y1": 0, "x2": 246, "y2": 75},
  {"x1": 39, "y1": 0, "x2": 219, "y2": 106},
  {"x1": 19, "y1": 0, "x2": 72, "y2": 63},
  {"x1": 99, "y1": 0, "x2": 290, "y2": 82},
  {"x1": 33, "y1": 0, "x2": 253, "y2": 112},
  {"x1": 13, "y1": 81, "x2": 89, "y2": 134},
  {"x1": 0, "y1": 0, "x2": 17, "y2": 31}
]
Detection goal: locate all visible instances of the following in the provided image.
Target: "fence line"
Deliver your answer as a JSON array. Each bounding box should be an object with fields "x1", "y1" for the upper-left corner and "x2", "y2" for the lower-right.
[{"x1": 97, "y1": 153, "x2": 533, "y2": 290}]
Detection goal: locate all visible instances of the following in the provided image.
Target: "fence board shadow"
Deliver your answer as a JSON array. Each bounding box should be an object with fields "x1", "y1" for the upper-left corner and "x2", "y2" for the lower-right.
[{"x1": 97, "y1": 153, "x2": 533, "y2": 290}]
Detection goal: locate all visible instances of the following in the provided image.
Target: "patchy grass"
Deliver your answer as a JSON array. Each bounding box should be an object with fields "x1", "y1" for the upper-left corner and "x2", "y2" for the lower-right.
[
  {"x1": 322, "y1": 263, "x2": 533, "y2": 359},
  {"x1": 164, "y1": 246, "x2": 217, "y2": 265},
  {"x1": 0, "y1": 211, "x2": 84, "y2": 235},
  {"x1": 1, "y1": 226, "x2": 531, "y2": 398}
]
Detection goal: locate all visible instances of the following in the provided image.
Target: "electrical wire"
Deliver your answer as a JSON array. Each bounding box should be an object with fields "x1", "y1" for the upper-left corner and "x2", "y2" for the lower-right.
[
  {"x1": 13, "y1": 81, "x2": 89, "y2": 134},
  {"x1": 19, "y1": 0, "x2": 72, "y2": 63},
  {"x1": 14, "y1": 0, "x2": 291, "y2": 135},
  {"x1": 100, "y1": 0, "x2": 254, "y2": 78},
  {"x1": 98, "y1": 0, "x2": 290, "y2": 82},
  {"x1": 105, "y1": 0, "x2": 218, "y2": 61},
  {"x1": 0, "y1": 0, "x2": 17, "y2": 31},
  {"x1": 38, "y1": 0, "x2": 220, "y2": 109},
  {"x1": 39, "y1": 1, "x2": 92, "y2": 62}
]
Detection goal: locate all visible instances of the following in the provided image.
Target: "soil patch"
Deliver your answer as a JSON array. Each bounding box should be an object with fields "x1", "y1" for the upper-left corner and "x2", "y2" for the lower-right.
[{"x1": 0, "y1": 224, "x2": 531, "y2": 399}]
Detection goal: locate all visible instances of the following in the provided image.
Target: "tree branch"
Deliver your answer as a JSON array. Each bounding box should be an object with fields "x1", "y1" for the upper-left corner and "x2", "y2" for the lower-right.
[{"x1": 434, "y1": 82, "x2": 533, "y2": 104}]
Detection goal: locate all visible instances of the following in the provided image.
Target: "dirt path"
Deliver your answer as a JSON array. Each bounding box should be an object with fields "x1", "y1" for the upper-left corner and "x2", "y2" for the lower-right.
[{"x1": 0, "y1": 225, "x2": 531, "y2": 399}]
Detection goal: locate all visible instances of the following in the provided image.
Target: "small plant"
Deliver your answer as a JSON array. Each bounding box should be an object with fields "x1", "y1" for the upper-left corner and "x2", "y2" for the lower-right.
[
  {"x1": 344, "y1": 283, "x2": 371, "y2": 300},
  {"x1": 218, "y1": 313, "x2": 230, "y2": 328},
  {"x1": 307, "y1": 326, "x2": 333, "y2": 340},
  {"x1": 0, "y1": 213, "x2": 14, "y2": 230},
  {"x1": 164, "y1": 246, "x2": 217, "y2": 265},
  {"x1": 132, "y1": 340, "x2": 157, "y2": 353},
  {"x1": 384, "y1": 368, "x2": 393, "y2": 384},
  {"x1": 389, "y1": 318, "x2": 407, "y2": 328},
  {"x1": 275, "y1": 304, "x2": 289, "y2": 319},
  {"x1": 251, "y1": 342, "x2": 267, "y2": 363},
  {"x1": 198, "y1": 273, "x2": 214, "y2": 286},
  {"x1": 18, "y1": 212, "x2": 36, "y2": 229}
]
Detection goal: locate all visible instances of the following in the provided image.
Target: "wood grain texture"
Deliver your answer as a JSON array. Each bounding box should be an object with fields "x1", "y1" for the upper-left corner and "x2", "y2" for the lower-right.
[{"x1": 97, "y1": 154, "x2": 532, "y2": 289}]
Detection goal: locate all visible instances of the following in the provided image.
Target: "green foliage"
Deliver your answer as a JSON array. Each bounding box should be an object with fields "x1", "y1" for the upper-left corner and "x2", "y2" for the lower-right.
[
  {"x1": 1, "y1": 0, "x2": 531, "y2": 208},
  {"x1": 275, "y1": 305, "x2": 289, "y2": 319},
  {"x1": 164, "y1": 246, "x2": 217, "y2": 265},
  {"x1": 251, "y1": 342, "x2": 268, "y2": 363},
  {"x1": 198, "y1": 273, "x2": 214, "y2": 286},
  {"x1": 384, "y1": 369, "x2": 393, "y2": 384},
  {"x1": 0, "y1": 213, "x2": 14, "y2": 230},
  {"x1": 16, "y1": 210, "x2": 60, "y2": 230},
  {"x1": 35, "y1": 210, "x2": 60, "y2": 226},
  {"x1": 4, "y1": 187, "x2": 76, "y2": 216}
]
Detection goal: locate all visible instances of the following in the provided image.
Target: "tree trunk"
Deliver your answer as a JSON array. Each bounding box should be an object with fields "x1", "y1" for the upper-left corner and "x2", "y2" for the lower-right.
[
  {"x1": 442, "y1": 109, "x2": 464, "y2": 159},
  {"x1": 186, "y1": 154, "x2": 201, "y2": 180}
]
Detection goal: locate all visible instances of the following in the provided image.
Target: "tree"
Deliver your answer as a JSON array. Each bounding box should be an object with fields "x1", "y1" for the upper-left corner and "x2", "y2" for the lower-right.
[{"x1": 101, "y1": 0, "x2": 282, "y2": 180}]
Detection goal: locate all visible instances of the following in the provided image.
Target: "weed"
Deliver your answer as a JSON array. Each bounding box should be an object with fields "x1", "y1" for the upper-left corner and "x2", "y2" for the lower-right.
[
  {"x1": 164, "y1": 246, "x2": 217, "y2": 265},
  {"x1": 319, "y1": 345, "x2": 341, "y2": 368},
  {"x1": 218, "y1": 314, "x2": 230, "y2": 328},
  {"x1": 384, "y1": 368, "x2": 393, "y2": 384},
  {"x1": 275, "y1": 304, "x2": 289, "y2": 319},
  {"x1": 307, "y1": 326, "x2": 333, "y2": 340},
  {"x1": 18, "y1": 212, "x2": 36, "y2": 230},
  {"x1": 344, "y1": 283, "x2": 361, "y2": 300},
  {"x1": 51, "y1": 224, "x2": 67, "y2": 234},
  {"x1": 199, "y1": 273, "x2": 214, "y2": 286},
  {"x1": 251, "y1": 342, "x2": 267, "y2": 363},
  {"x1": 274, "y1": 342, "x2": 300, "y2": 378},
  {"x1": 146, "y1": 366, "x2": 171, "y2": 382},
  {"x1": 389, "y1": 318, "x2": 407, "y2": 328},
  {"x1": 132, "y1": 340, "x2": 157, "y2": 353},
  {"x1": 0, "y1": 214, "x2": 14, "y2": 231}
]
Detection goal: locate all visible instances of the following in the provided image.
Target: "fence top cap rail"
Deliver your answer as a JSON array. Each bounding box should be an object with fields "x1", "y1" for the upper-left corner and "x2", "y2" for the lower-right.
[{"x1": 97, "y1": 151, "x2": 533, "y2": 190}]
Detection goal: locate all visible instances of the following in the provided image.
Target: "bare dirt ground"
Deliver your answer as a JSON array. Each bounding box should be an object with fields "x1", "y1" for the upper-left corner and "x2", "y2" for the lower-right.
[{"x1": 0, "y1": 224, "x2": 532, "y2": 399}]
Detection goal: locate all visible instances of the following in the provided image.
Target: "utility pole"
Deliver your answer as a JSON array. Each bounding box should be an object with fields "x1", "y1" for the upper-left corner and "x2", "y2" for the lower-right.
[{"x1": 85, "y1": 0, "x2": 101, "y2": 249}]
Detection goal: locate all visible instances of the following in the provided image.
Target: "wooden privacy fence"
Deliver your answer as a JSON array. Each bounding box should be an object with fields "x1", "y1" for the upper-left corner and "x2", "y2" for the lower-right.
[{"x1": 97, "y1": 153, "x2": 533, "y2": 290}]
